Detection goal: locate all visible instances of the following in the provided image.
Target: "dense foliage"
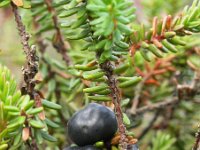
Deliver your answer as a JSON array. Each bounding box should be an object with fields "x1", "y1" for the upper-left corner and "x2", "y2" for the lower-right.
[{"x1": 0, "y1": 0, "x2": 200, "y2": 150}]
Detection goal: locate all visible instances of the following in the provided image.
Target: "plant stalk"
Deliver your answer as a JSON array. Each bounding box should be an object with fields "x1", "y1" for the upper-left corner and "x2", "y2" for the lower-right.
[{"x1": 100, "y1": 61, "x2": 128, "y2": 150}]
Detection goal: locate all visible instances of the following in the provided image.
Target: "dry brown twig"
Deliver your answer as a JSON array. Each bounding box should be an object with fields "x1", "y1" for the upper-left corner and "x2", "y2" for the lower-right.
[
  {"x1": 11, "y1": 2, "x2": 40, "y2": 149},
  {"x1": 11, "y1": 2, "x2": 38, "y2": 97},
  {"x1": 138, "y1": 110, "x2": 160, "y2": 140}
]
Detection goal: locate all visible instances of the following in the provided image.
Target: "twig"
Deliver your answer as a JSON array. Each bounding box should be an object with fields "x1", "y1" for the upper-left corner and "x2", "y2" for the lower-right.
[
  {"x1": 11, "y1": 2, "x2": 39, "y2": 97},
  {"x1": 133, "y1": 98, "x2": 179, "y2": 116},
  {"x1": 44, "y1": 0, "x2": 71, "y2": 66},
  {"x1": 138, "y1": 110, "x2": 160, "y2": 140},
  {"x1": 130, "y1": 74, "x2": 152, "y2": 113},
  {"x1": 129, "y1": 69, "x2": 200, "y2": 116},
  {"x1": 100, "y1": 61, "x2": 128, "y2": 150},
  {"x1": 11, "y1": 2, "x2": 39, "y2": 150},
  {"x1": 130, "y1": 58, "x2": 175, "y2": 113}
]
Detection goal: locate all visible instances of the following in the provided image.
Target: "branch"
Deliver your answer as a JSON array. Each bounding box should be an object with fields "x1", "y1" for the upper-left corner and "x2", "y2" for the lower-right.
[
  {"x1": 133, "y1": 98, "x2": 179, "y2": 116},
  {"x1": 130, "y1": 57, "x2": 176, "y2": 113},
  {"x1": 138, "y1": 110, "x2": 160, "y2": 140},
  {"x1": 100, "y1": 61, "x2": 128, "y2": 149},
  {"x1": 11, "y1": 2, "x2": 38, "y2": 97},
  {"x1": 44, "y1": 0, "x2": 71, "y2": 66},
  {"x1": 129, "y1": 71, "x2": 200, "y2": 116},
  {"x1": 130, "y1": 74, "x2": 152, "y2": 113},
  {"x1": 11, "y1": 2, "x2": 39, "y2": 150},
  {"x1": 130, "y1": 1, "x2": 200, "y2": 60}
]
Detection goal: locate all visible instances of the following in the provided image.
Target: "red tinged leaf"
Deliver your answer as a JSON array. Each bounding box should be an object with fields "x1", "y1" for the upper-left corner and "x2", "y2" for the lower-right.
[
  {"x1": 135, "y1": 67, "x2": 145, "y2": 77},
  {"x1": 87, "y1": 60, "x2": 98, "y2": 67},
  {"x1": 160, "y1": 62, "x2": 171, "y2": 68},
  {"x1": 154, "y1": 60, "x2": 162, "y2": 69},
  {"x1": 111, "y1": 133, "x2": 120, "y2": 145},
  {"x1": 145, "y1": 79, "x2": 160, "y2": 86},
  {"x1": 39, "y1": 111, "x2": 46, "y2": 120},
  {"x1": 129, "y1": 139, "x2": 138, "y2": 144},
  {"x1": 152, "y1": 17, "x2": 158, "y2": 37},
  {"x1": 153, "y1": 39, "x2": 163, "y2": 49},
  {"x1": 81, "y1": 79, "x2": 91, "y2": 86},
  {"x1": 166, "y1": 66, "x2": 176, "y2": 72},
  {"x1": 142, "y1": 91, "x2": 151, "y2": 97},
  {"x1": 34, "y1": 72, "x2": 43, "y2": 83},
  {"x1": 161, "y1": 16, "x2": 168, "y2": 35},
  {"x1": 22, "y1": 127, "x2": 30, "y2": 141},
  {"x1": 12, "y1": 0, "x2": 23, "y2": 6},
  {"x1": 153, "y1": 69, "x2": 168, "y2": 75},
  {"x1": 144, "y1": 62, "x2": 151, "y2": 72},
  {"x1": 166, "y1": 15, "x2": 172, "y2": 30},
  {"x1": 129, "y1": 45, "x2": 136, "y2": 57}
]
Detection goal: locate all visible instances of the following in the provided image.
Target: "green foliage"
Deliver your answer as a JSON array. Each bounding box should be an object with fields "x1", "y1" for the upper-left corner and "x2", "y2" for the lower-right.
[
  {"x1": 148, "y1": 131, "x2": 176, "y2": 150},
  {"x1": 32, "y1": 0, "x2": 69, "y2": 34},
  {"x1": 0, "y1": 0, "x2": 30, "y2": 8},
  {"x1": 141, "y1": 0, "x2": 189, "y2": 18},
  {"x1": 0, "y1": 65, "x2": 60, "y2": 149},
  {"x1": 130, "y1": 0, "x2": 200, "y2": 63},
  {"x1": 178, "y1": 0, "x2": 200, "y2": 32},
  {"x1": 0, "y1": 0, "x2": 10, "y2": 7},
  {"x1": 0, "y1": 0, "x2": 200, "y2": 149},
  {"x1": 60, "y1": 0, "x2": 135, "y2": 63},
  {"x1": 58, "y1": 0, "x2": 142, "y2": 111}
]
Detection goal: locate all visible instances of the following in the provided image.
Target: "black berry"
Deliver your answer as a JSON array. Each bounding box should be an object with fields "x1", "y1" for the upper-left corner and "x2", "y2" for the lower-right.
[{"x1": 67, "y1": 103, "x2": 118, "y2": 146}]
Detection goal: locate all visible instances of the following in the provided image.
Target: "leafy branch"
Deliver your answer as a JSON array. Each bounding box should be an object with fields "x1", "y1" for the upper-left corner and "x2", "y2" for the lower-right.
[
  {"x1": 11, "y1": 2, "x2": 40, "y2": 149},
  {"x1": 43, "y1": 0, "x2": 71, "y2": 66},
  {"x1": 99, "y1": 61, "x2": 128, "y2": 148},
  {"x1": 130, "y1": 71, "x2": 200, "y2": 116},
  {"x1": 0, "y1": 0, "x2": 200, "y2": 149},
  {"x1": 130, "y1": 0, "x2": 200, "y2": 61},
  {"x1": 9, "y1": 2, "x2": 62, "y2": 149}
]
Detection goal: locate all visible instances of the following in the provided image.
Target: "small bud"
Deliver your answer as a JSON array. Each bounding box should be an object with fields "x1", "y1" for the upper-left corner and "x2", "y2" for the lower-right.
[{"x1": 39, "y1": 111, "x2": 46, "y2": 120}]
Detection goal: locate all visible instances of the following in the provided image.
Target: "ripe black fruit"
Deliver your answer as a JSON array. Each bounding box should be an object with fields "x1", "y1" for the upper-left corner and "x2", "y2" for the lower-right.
[
  {"x1": 63, "y1": 145, "x2": 100, "y2": 150},
  {"x1": 67, "y1": 103, "x2": 118, "y2": 146},
  {"x1": 127, "y1": 144, "x2": 139, "y2": 150}
]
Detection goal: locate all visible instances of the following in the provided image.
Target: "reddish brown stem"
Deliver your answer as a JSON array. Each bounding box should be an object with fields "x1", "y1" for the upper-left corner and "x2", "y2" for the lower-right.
[
  {"x1": 44, "y1": 0, "x2": 71, "y2": 66},
  {"x1": 100, "y1": 61, "x2": 127, "y2": 150}
]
